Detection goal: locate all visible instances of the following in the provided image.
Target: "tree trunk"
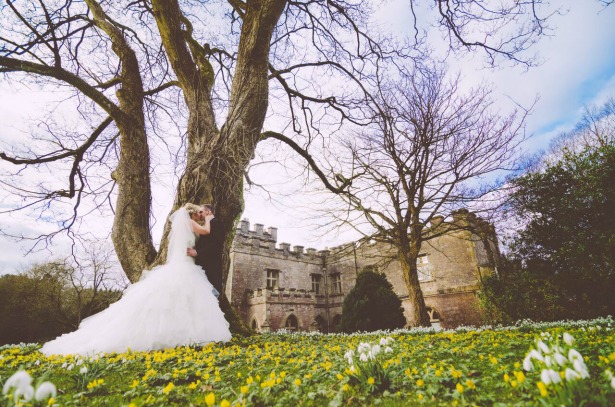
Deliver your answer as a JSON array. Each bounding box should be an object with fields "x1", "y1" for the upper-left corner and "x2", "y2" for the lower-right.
[
  {"x1": 399, "y1": 242, "x2": 431, "y2": 327},
  {"x1": 150, "y1": 0, "x2": 287, "y2": 335}
]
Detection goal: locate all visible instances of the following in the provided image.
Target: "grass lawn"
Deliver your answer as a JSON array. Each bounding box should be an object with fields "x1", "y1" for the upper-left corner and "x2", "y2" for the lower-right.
[{"x1": 1, "y1": 317, "x2": 614, "y2": 406}]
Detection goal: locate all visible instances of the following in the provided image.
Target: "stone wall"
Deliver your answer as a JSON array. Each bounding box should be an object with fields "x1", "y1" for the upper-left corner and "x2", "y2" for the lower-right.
[{"x1": 227, "y1": 213, "x2": 498, "y2": 332}]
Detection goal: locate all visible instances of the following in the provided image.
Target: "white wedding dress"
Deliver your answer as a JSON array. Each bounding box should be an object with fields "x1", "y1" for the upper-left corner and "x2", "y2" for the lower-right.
[{"x1": 40, "y1": 208, "x2": 231, "y2": 356}]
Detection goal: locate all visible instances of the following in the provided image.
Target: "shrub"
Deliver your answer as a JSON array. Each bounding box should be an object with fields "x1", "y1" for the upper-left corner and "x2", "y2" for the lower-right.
[{"x1": 341, "y1": 269, "x2": 406, "y2": 333}]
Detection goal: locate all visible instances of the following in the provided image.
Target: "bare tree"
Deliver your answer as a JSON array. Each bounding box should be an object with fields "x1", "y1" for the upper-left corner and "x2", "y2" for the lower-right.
[
  {"x1": 25, "y1": 243, "x2": 127, "y2": 329},
  {"x1": 0, "y1": 0, "x2": 565, "y2": 332},
  {"x1": 309, "y1": 65, "x2": 527, "y2": 326}
]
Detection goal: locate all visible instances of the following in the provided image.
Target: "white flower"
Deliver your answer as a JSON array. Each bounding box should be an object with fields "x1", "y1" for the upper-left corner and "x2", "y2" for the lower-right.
[
  {"x1": 568, "y1": 349, "x2": 583, "y2": 362},
  {"x1": 359, "y1": 353, "x2": 368, "y2": 362},
  {"x1": 380, "y1": 337, "x2": 388, "y2": 346},
  {"x1": 34, "y1": 382, "x2": 57, "y2": 401},
  {"x1": 553, "y1": 353, "x2": 568, "y2": 366},
  {"x1": 563, "y1": 332, "x2": 574, "y2": 346},
  {"x1": 544, "y1": 355, "x2": 553, "y2": 367},
  {"x1": 611, "y1": 377, "x2": 615, "y2": 390},
  {"x1": 541, "y1": 369, "x2": 561, "y2": 385},
  {"x1": 537, "y1": 340, "x2": 550, "y2": 354},
  {"x1": 528, "y1": 349, "x2": 544, "y2": 362},
  {"x1": 564, "y1": 368, "x2": 581, "y2": 381},
  {"x1": 66, "y1": 364, "x2": 74, "y2": 371},
  {"x1": 523, "y1": 355, "x2": 534, "y2": 371},
  {"x1": 357, "y1": 343, "x2": 371, "y2": 354},
  {"x1": 13, "y1": 385, "x2": 34, "y2": 403},
  {"x1": 3, "y1": 370, "x2": 32, "y2": 395},
  {"x1": 385, "y1": 346, "x2": 393, "y2": 353},
  {"x1": 80, "y1": 367, "x2": 88, "y2": 374},
  {"x1": 371, "y1": 345, "x2": 381, "y2": 356},
  {"x1": 573, "y1": 359, "x2": 589, "y2": 379}
]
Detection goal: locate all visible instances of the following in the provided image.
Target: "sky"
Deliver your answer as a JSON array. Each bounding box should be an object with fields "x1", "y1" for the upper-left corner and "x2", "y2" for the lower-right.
[{"x1": 1, "y1": 0, "x2": 615, "y2": 275}]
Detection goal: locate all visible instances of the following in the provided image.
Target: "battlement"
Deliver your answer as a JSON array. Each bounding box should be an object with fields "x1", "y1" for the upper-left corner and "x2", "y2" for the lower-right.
[
  {"x1": 232, "y1": 219, "x2": 325, "y2": 260},
  {"x1": 246, "y1": 287, "x2": 325, "y2": 304}
]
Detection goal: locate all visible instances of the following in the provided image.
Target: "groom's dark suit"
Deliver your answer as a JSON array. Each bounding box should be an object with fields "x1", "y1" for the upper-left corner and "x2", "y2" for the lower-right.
[{"x1": 194, "y1": 217, "x2": 224, "y2": 295}]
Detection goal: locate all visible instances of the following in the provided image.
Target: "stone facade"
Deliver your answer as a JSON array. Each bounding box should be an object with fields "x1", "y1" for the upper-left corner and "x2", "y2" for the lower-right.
[{"x1": 226, "y1": 210, "x2": 499, "y2": 332}]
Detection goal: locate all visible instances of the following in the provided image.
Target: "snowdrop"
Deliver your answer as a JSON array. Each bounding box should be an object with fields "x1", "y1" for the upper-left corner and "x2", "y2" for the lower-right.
[
  {"x1": 573, "y1": 359, "x2": 589, "y2": 379},
  {"x1": 537, "y1": 340, "x2": 550, "y2": 354},
  {"x1": 2, "y1": 370, "x2": 35, "y2": 403},
  {"x1": 541, "y1": 369, "x2": 561, "y2": 385},
  {"x1": 564, "y1": 368, "x2": 581, "y2": 381},
  {"x1": 344, "y1": 350, "x2": 354, "y2": 364},
  {"x1": 2, "y1": 370, "x2": 32, "y2": 395},
  {"x1": 80, "y1": 366, "x2": 88, "y2": 374},
  {"x1": 568, "y1": 349, "x2": 583, "y2": 362},
  {"x1": 523, "y1": 355, "x2": 534, "y2": 371},
  {"x1": 563, "y1": 332, "x2": 574, "y2": 346},
  {"x1": 553, "y1": 352, "x2": 568, "y2": 366},
  {"x1": 34, "y1": 381, "x2": 57, "y2": 401}
]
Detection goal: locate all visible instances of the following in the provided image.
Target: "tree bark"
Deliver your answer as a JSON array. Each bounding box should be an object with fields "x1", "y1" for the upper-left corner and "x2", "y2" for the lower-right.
[{"x1": 398, "y1": 234, "x2": 431, "y2": 327}]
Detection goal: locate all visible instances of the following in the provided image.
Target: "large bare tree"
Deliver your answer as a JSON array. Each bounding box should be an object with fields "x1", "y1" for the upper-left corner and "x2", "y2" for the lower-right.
[
  {"x1": 0, "y1": 0, "x2": 560, "y2": 332},
  {"x1": 295, "y1": 65, "x2": 528, "y2": 326}
]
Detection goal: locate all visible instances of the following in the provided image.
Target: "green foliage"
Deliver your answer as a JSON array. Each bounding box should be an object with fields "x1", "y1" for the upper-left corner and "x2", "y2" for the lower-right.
[
  {"x1": 0, "y1": 262, "x2": 122, "y2": 346},
  {"x1": 480, "y1": 258, "x2": 567, "y2": 323},
  {"x1": 487, "y1": 143, "x2": 615, "y2": 321},
  {"x1": 341, "y1": 269, "x2": 406, "y2": 333},
  {"x1": 1, "y1": 318, "x2": 614, "y2": 406}
]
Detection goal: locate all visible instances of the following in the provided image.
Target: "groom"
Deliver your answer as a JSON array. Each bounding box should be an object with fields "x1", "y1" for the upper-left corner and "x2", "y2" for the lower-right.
[{"x1": 187, "y1": 204, "x2": 224, "y2": 298}]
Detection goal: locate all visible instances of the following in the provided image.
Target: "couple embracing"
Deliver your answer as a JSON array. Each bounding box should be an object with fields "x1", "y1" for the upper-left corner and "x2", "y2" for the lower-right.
[{"x1": 41, "y1": 203, "x2": 232, "y2": 356}]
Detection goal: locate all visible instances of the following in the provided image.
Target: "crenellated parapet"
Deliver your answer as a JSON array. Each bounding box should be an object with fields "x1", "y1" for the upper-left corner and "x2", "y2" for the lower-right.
[
  {"x1": 232, "y1": 219, "x2": 326, "y2": 261},
  {"x1": 246, "y1": 287, "x2": 323, "y2": 304}
]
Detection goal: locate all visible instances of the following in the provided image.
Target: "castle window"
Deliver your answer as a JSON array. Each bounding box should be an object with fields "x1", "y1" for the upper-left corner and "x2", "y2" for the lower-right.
[
  {"x1": 330, "y1": 273, "x2": 342, "y2": 295},
  {"x1": 417, "y1": 256, "x2": 432, "y2": 281},
  {"x1": 311, "y1": 274, "x2": 322, "y2": 294},
  {"x1": 251, "y1": 319, "x2": 258, "y2": 331},
  {"x1": 266, "y1": 269, "x2": 279, "y2": 289},
  {"x1": 285, "y1": 314, "x2": 298, "y2": 331}
]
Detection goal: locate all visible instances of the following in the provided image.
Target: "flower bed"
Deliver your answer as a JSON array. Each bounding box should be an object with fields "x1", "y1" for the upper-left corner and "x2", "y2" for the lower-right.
[{"x1": 1, "y1": 317, "x2": 614, "y2": 406}]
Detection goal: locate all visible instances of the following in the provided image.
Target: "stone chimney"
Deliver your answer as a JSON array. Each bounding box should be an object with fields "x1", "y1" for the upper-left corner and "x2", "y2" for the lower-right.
[
  {"x1": 240, "y1": 219, "x2": 250, "y2": 234},
  {"x1": 293, "y1": 245, "x2": 304, "y2": 256},
  {"x1": 306, "y1": 248, "x2": 317, "y2": 256},
  {"x1": 255, "y1": 223, "x2": 264, "y2": 237},
  {"x1": 280, "y1": 243, "x2": 291, "y2": 254},
  {"x1": 268, "y1": 227, "x2": 278, "y2": 242}
]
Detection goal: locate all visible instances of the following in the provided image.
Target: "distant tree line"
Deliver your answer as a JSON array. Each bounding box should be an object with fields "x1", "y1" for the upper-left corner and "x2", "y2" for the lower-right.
[
  {"x1": 482, "y1": 101, "x2": 615, "y2": 322},
  {"x1": 0, "y1": 249, "x2": 126, "y2": 345}
]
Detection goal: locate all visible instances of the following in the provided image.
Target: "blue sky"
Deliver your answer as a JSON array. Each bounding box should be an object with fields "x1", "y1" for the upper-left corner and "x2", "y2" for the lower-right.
[{"x1": 1, "y1": 1, "x2": 615, "y2": 274}]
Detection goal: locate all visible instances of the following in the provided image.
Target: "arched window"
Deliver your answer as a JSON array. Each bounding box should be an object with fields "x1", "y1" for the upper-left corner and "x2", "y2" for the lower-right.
[
  {"x1": 285, "y1": 314, "x2": 298, "y2": 331},
  {"x1": 251, "y1": 318, "x2": 258, "y2": 331},
  {"x1": 426, "y1": 307, "x2": 441, "y2": 329}
]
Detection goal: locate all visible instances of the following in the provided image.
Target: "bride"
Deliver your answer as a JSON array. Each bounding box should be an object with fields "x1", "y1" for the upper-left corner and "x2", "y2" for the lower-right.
[{"x1": 40, "y1": 204, "x2": 232, "y2": 356}]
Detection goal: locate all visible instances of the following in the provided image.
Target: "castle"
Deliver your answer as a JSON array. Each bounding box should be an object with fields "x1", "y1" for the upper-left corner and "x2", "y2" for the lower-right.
[{"x1": 226, "y1": 209, "x2": 500, "y2": 332}]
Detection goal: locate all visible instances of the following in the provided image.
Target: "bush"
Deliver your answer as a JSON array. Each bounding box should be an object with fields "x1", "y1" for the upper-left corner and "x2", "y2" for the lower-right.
[{"x1": 341, "y1": 269, "x2": 406, "y2": 333}]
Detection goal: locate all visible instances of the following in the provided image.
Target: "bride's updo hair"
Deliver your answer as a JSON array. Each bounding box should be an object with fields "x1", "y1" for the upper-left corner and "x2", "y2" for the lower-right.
[{"x1": 183, "y1": 203, "x2": 201, "y2": 218}]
